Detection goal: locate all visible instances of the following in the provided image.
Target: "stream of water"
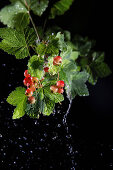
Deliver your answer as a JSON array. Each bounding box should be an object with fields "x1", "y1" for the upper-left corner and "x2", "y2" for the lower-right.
[{"x1": 62, "y1": 99, "x2": 76, "y2": 170}]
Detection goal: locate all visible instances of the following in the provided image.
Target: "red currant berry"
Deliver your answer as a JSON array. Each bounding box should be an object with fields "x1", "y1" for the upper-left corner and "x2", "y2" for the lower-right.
[
  {"x1": 23, "y1": 77, "x2": 32, "y2": 87},
  {"x1": 30, "y1": 84, "x2": 36, "y2": 92},
  {"x1": 57, "y1": 88, "x2": 64, "y2": 94},
  {"x1": 31, "y1": 77, "x2": 38, "y2": 85},
  {"x1": 25, "y1": 88, "x2": 33, "y2": 97},
  {"x1": 56, "y1": 80, "x2": 64, "y2": 88},
  {"x1": 44, "y1": 67, "x2": 49, "y2": 72},
  {"x1": 28, "y1": 96, "x2": 36, "y2": 104},
  {"x1": 53, "y1": 56, "x2": 62, "y2": 65},
  {"x1": 50, "y1": 85, "x2": 58, "y2": 93},
  {"x1": 24, "y1": 70, "x2": 30, "y2": 77}
]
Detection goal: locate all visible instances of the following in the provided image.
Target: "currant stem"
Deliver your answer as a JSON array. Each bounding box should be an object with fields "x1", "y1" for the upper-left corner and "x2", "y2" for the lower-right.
[
  {"x1": 24, "y1": 0, "x2": 40, "y2": 42},
  {"x1": 57, "y1": 72, "x2": 59, "y2": 81},
  {"x1": 28, "y1": 12, "x2": 40, "y2": 42}
]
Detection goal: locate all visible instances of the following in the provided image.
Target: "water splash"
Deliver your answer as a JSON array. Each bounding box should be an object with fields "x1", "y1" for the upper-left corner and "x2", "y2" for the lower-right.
[{"x1": 63, "y1": 99, "x2": 76, "y2": 170}]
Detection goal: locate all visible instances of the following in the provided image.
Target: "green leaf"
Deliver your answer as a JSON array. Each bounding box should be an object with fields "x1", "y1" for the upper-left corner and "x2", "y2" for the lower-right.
[
  {"x1": 30, "y1": 0, "x2": 49, "y2": 16},
  {"x1": 36, "y1": 42, "x2": 46, "y2": 56},
  {"x1": 44, "y1": 87, "x2": 64, "y2": 103},
  {"x1": 42, "y1": 74, "x2": 57, "y2": 87},
  {"x1": 25, "y1": 88, "x2": 55, "y2": 117},
  {"x1": 6, "y1": 87, "x2": 27, "y2": 119},
  {"x1": 72, "y1": 72, "x2": 89, "y2": 98},
  {"x1": 12, "y1": 99, "x2": 27, "y2": 119},
  {"x1": 92, "y1": 62, "x2": 112, "y2": 78},
  {"x1": 61, "y1": 45, "x2": 72, "y2": 60},
  {"x1": 36, "y1": 35, "x2": 59, "y2": 56},
  {"x1": 66, "y1": 71, "x2": 89, "y2": 99},
  {"x1": 56, "y1": 32, "x2": 67, "y2": 51},
  {"x1": 28, "y1": 55, "x2": 44, "y2": 79},
  {"x1": 7, "y1": 87, "x2": 27, "y2": 106},
  {"x1": 92, "y1": 52, "x2": 105, "y2": 63},
  {"x1": 10, "y1": 0, "x2": 49, "y2": 16},
  {"x1": 49, "y1": 0, "x2": 74, "y2": 19},
  {"x1": 64, "y1": 30, "x2": 71, "y2": 41},
  {"x1": 0, "y1": 1, "x2": 27, "y2": 27},
  {"x1": 43, "y1": 97, "x2": 55, "y2": 116},
  {"x1": 86, "y1": 66, "x2": 98, "y2": 85},
  {"x1": 48, "y1": 57, "x2": 62, "y2": 75},
  {"x1": 0, "y1": 27, "x2": 36, "y2": 59},
  {"x1": 12, "y1": 12, "x2": 30, "y2": 31},
  {"x1": 70, "y1": 51, "x2": 79, "y2": 61},
  {"x1": 25, "y1": 89, "x2": 45, "y2": 118},
  {"x1": 73, "y1": 35, "x2": 95, "y2": 56},
  {"x1": 46, "y1": 37, "x2": 59, "y2": 56}
]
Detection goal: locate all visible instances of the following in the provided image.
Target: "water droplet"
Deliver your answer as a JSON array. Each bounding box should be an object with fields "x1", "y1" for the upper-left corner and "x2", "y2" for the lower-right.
[
  {"x1": 26, "y1": 142, "x2": 29, "y2": 146},
  {"x1": 52, "y1": 136, "x2": 57, "y2": 140},
  {"x1": 19, "y1": 145, "x2": 23, "y2": 148},
  {"x1": 75, "y1": 150, "x2": 79, "y2": 154},
  {"x1": 38, "y1": 147, "x2": 42, "y2": 150},
  {"x1": 100, "y1": 152, "x2": 103, "y2": 156},
  {"x1": 23, "y1": 136, "x2": 27, "y2": 141},
  {"x1": 16, "y1": 156, "x2": 19, "y2": 160},
  {"x1": 57, "y1": 124, "x2": 61, "y2": 127},
  {"x1": 3, "y1": 152, "x2": 6, "y2": 156},
  {"x1": 21, "y1": 150, "x2": 25, "y2": 154},
  {"x1": 2, "y1": 64, "x2": 6, "y2": 67},
  {"x1": 0, "y1": 134, "x2": 2, "y2": 138},
  {"x1": 44, "y1": 133, "x2": 47, "y2": 137},
  {"x1": 30, "y1": 150, "x2": 33, "y2": 154},
  {"x1": 109, "y1": 163, "x2": 113, "y2": 167},
  {"x1": 66, "y1": 134, "x2": 72, "y2": 139},
  {"x1": 8, "y1": 84, "x2": 12, "y2": 87}
]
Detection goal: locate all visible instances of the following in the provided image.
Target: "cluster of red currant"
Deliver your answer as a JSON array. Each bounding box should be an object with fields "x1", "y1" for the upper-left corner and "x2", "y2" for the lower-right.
[
  {"x1": 23, "y1": 56, "x2": 64, "y2": 104},
  {"x1": 23, "y1": 70, "x2": 39, "y2": 104},
  {"x1": 50, "y1": 80, "x2": 65, "y2": 94}
]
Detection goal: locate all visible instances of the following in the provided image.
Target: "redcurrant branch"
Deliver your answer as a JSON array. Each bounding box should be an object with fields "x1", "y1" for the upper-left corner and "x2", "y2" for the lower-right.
[
  {"x1": 28, "y1": 11, "x2": 40, "y2": 42},
  {"x1": 57, "y1": 72, "x2": 59, "y2": 81},
  {"x1": 24, "y1": 0, "x2": 40, "y2": 42}
]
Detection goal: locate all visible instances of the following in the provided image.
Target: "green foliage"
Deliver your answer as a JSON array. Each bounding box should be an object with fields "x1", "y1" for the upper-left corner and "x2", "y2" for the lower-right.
[
  {"x1": 12, "y1": 100, "x2": 27, "y2": 119},
  {"x1": 36, "y1": 35, "x2": 59, "y2": 56},
  {"x1": 28, "y1": 55, "x2": 44, "y2": 79},
  {"x1": 7, "y1": 87, "x2": 27, "y2": 119},
  {"x1": 76, "y1": 49, "x2": 111, "y2": 85},
  {"x1": 43, "y1": 97, "x2": 55, "y2": 116},
  {"x1": 10, "y1": 0, "x2": 49, "y2": 16},
  {"x1": 56, "y1": 32, "x2": 67, "y2": 51},
  {"x1": 0, "y1": 27, "x2": 36, "y2": 59},
  {"x1": 73, "y1": 35, "x2": 95, "y2": 56},
  {"x1": 49, "y1": 0, "x2": 74, "y2": 19},
  {"x1": 25, "y1": 89, "x2": 44, "y2": 118},
  {"x1": 29, "y1": 0, "x2": 49, "y2": 16},
  {"x1": 69, "y1": 71, "x2": 89, "y2": 99},
  {"x1": 0, "y1": 1, "x2": 27, "y2": 28},
  {"x1": 48, "y1": 57, "x2": 62, "y2": 75},
  {"x1": 12, "y1": 12, "x2": 30, "y2": 31},
  {"x1": 25, "y1": 87, "x2": 64, "y2": 117},
  {"x1": 0, "y1": 1, "x2": 111, "y2": 119},
  {"x1": 7, "y1": 87, "x2": 27, "y2": 106},
  {"x1": 44, "y1": 87, "x2": 64, "y2": 103}
]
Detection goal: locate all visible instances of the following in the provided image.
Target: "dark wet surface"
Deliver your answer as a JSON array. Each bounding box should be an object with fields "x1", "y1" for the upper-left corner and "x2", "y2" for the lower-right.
[{"x1": 0, "y1": 52, "x2": 113, "y2": 170}]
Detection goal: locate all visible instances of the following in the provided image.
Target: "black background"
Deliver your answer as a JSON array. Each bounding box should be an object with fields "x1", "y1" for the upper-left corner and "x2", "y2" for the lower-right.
[{"x1": 0, "y1": 0, "x2": 113, "y2": 170}]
